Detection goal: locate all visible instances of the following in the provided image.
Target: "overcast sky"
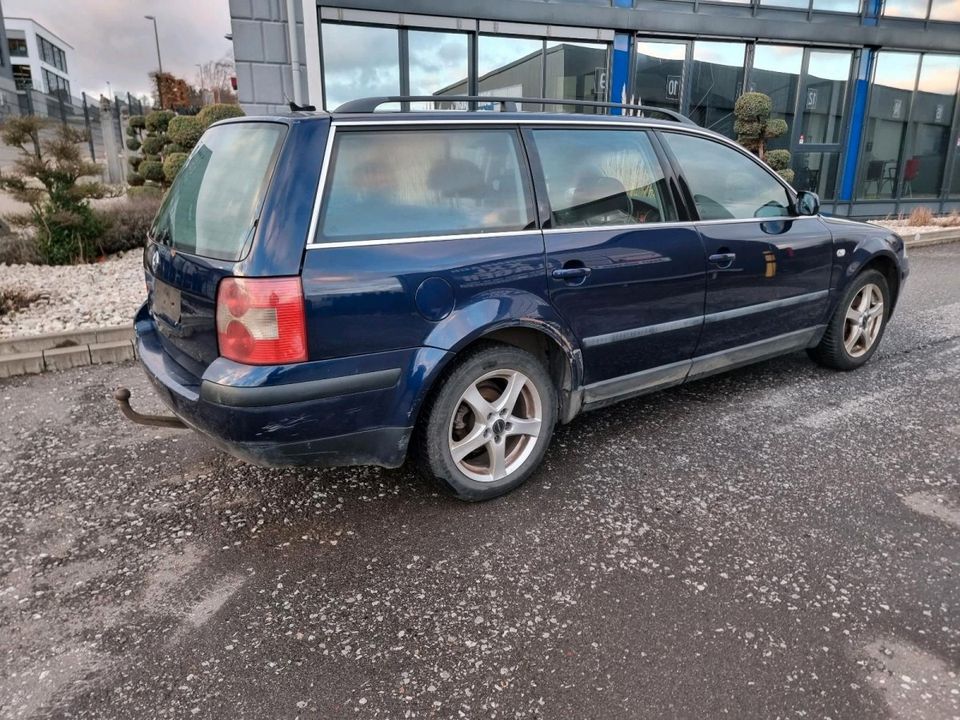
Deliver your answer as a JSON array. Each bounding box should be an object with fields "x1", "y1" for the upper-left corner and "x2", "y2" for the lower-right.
[{"x1": 2, "y1": 0, "x2": 233, "y2": 100}]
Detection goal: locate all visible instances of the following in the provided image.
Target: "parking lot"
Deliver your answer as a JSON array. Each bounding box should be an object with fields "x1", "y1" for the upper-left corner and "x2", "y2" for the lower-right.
[{"x1": 1, "y1": 242, "x2": 958, "y2": 719}]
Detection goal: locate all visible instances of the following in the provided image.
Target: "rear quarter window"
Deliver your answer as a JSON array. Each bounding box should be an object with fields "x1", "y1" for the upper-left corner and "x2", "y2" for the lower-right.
[
  {"x1": 318, "y1": 128, "x2": 536, "y2": 243},
  {"x1": 151, "y1": 122, "x2": 286, "y2": 261}
]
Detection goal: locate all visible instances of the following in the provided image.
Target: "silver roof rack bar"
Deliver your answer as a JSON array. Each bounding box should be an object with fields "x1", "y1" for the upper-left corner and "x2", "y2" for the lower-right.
[{"x1": 332, "y1": 96, "x2": 695, "y2": 125}]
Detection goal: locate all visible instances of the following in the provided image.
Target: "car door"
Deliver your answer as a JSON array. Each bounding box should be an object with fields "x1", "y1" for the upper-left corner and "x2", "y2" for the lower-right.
[
  {"x1": 658, "y1": 130, "x2": 834, "y2": 376},
  {"x1": 525, "y1": 126, "x2": 706, "y2": 402}
]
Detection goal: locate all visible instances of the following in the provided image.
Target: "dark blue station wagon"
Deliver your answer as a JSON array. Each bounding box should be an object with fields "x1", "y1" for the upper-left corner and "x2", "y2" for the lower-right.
[{"x1": 128, "y1": 98, "x2": 909, "y2": 501}]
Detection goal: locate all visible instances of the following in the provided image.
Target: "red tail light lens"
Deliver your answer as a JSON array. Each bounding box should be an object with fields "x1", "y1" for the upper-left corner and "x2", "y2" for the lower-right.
[{"x1": 216, "y1": 277, "x2": 307, "y2": 364}]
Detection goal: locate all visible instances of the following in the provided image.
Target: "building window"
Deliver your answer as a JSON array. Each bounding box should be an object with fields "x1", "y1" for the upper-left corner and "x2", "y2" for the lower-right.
[
  {"x1": 12, "y1": 64, "x2": 32, "y2": 91},
  {"x1": 858, "y1": 52, "x2": 960, "y2": 200},
  {"x1": 750, "y1": 45, "x2": 804, "y2": 151},
  {"x1": 688, "y1": 41, "x2": 746, "y2": 138},
  {"x1": 930, "y1": 0, "x2": 960, "y2": 19},
  {"x1": 904, "y1": 55, "x2": 960, "y2": 198},
  {"x1": 320, "y1": 24, "x2": 400, "y2": 111},
  {"x1": 858, "y1": 52, "x2": 920, "y2": 199},
  {"x1": 881, "y1": 0, "x2": 930, "y2": 17},
  {"x1": 319, "y1": 22, "x2": 609, "y2": 114},
  {"x1": 478, "y1": 35, "x2": 544, "y2": 107},
  {"x1": 8, "y1": 38, "x2": 27, "y2": 57},
  {"x1": 37, "y1": 35, "x2": 67, "y2": 72},
  {"x1": 633, "y1": 41, "x2": 687, "y2": 114},
  {"x1": 408, "y1": 30, "x2": 468, "y2": 109},
  {"x1": 42, "y1": 68, "x2": 70, "y2": 99}
]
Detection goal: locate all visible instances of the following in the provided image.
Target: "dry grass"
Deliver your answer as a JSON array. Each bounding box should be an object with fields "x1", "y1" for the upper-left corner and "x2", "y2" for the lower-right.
[{"x1": 908, "y1": 206, "x2": 934, "y2": 226}]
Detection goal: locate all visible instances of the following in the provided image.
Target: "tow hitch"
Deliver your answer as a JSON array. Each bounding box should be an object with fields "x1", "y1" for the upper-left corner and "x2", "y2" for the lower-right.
[{"x1": 113, "y1": 387, "x2": 189, "y2": 430}]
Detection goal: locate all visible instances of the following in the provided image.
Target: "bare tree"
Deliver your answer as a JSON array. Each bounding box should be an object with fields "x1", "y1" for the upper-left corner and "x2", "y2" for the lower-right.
[{"x1": 196, "y1": 53, "x2": 238, "y2": 105}]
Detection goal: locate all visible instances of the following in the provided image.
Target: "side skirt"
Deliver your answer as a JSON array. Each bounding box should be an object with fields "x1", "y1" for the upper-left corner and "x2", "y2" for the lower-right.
[{"x1": 580, "y1": 326, "x2": 825, "y2": 412}]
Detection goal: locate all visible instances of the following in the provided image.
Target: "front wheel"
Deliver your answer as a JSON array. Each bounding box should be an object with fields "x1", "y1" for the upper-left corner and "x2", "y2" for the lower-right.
[
  {"x1": 808, "y1": 269, "x2": 891, "y2": 370},
  {"x1": 416, "y1": 344, "x2": 557, "y2": 501}
]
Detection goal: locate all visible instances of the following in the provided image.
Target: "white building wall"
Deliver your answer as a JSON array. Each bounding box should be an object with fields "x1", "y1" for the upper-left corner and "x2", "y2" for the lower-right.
[{"x1": 5, "y1": 17, "x2": 76, "y2": 97}]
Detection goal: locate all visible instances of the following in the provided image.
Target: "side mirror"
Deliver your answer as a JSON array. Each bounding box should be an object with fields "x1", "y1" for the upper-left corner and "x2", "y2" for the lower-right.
[{"x1": 795, "y1": 190, "x2": 820, "y2": 216}]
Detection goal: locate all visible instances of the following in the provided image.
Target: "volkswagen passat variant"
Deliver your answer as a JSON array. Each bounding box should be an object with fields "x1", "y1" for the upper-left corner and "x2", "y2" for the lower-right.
[{"x1": 129, "y1": 96, "x2": 908, "y2": 501}]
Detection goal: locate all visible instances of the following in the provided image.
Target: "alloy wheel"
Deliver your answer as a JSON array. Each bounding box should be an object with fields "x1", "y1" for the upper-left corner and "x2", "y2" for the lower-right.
[
  {"x1": 843, "y1": 282, "x2": 884, "y2": 358},
  {"x1": 448, "y1": 369, "x2": 543, "y2": 483}
]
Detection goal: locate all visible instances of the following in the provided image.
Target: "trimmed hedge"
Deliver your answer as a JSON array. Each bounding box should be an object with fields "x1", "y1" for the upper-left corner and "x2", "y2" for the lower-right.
[
  {"x1": 128, "y1": 114, "x2": 146, "y2": 129},
  {"x1": 126, "y1": 137, "x2": 142, "y2": 152},
  {"x1": 198, "y1": 103, "x2": 245, "y2": 127},
  {"x1": 163, "y1": 152, "x2": 189, "y2": 183},
  {"x1": 168, "y1": 115, "x2": 204, "y2": 150},
  {"x1": 140, "y1": 160, "x2": 164, "y2": 183},
  {"x1": 127, "y1": 171, "x2": 145, "y2": 186},
  {"x1": 145, "y1": 110, "x2": 175, "y2": 133},
  {"x1": 140, "y1": 134, "x2": 167, "y2": 156}
]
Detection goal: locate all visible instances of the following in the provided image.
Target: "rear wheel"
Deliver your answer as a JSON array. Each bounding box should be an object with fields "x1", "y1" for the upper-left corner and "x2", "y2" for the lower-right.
[
  {"x1": 808, "y1": 269, "x2": 890, "y2": 370},
  {"x1": 416, "y1": 344, "x2": 556, "y2": 501}
]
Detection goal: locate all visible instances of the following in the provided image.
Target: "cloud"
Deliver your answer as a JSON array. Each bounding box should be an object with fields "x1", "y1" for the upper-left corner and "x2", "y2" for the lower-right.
[{"x1": 3, "y1": 0, "x2": 233, "y2": 99}]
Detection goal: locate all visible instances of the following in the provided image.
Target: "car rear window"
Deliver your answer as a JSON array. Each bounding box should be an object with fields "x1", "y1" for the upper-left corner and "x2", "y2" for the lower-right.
[
  {"x1": 150, "y1": 122, "x2": 286, "y2": 261},
  {"x1": 318, "y1": 129, "x2": 535, "y2": 243}
]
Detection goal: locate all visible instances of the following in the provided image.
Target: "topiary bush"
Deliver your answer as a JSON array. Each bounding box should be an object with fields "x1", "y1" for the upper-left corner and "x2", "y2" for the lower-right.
[
  {"x1": 140, "y1": 160, "x2": 164, "y2": 184},
  {"x1": 162, "y1": 152, "x2": 189, "y2": 183},
  {"x1": 140, "y1": 134, "x2": 167, "y2": 156},
  {"x1": 197, "y1": 103, "x2": 245, "y2": 128},
  {"x1": 144, "y1": 109, "x2": 175, "y2": 133},
  {"x1": 127, "y1": 171, "x2": 145, "y2": 186},
  {"x1": 126, "y1": 137, "x2": 142, "y2": 152},
  {"x1": 128, "y1": 114, "x2": 146, "y2": 130},
  {"x1": 163, "y1": 142, "x2": 186, "y2": 155},
  {"x1": 734, "y1": 91, "x2": 792, "y2": 182},
  {"x1": 127, "y1": 185, "x2": 164, "y2": 200},
  {"x1": 94, "y1": 194, "x2": 163, "y2": 255},
  {"x1": 167, "y1": 115, "x2": 204, "y2": 150},
  {"x1": 128, "y1": 155, "x2": 143, "y2": 170}
]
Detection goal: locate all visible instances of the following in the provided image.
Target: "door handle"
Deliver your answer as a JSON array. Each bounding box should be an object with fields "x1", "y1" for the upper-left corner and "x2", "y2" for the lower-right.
[
  {"x1": 552, "y1": 266, "x2": 592, "y2": 281},
  {"x1": 708, "y1": 252, "x2": 737, "y2": 268}
]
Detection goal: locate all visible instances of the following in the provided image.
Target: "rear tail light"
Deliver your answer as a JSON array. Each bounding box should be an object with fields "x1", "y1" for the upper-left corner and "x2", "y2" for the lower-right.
[{"x1": 216, "y1": 277, "x2": 307, "y2": 364}]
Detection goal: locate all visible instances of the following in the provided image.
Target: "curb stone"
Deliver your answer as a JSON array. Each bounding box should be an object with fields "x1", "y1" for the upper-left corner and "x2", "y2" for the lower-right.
[
  {"x1": 0, "y1": 325, "x2": 135, "y2": 379},
  {"x1": 0, "y1": 231, "x2": 956, "y2": 380}
]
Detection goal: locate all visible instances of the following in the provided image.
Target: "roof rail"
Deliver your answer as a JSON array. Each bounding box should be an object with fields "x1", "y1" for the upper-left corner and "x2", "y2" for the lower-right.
[{"x1": 333, "y1": 95, "x2": 695, "y2": 125}]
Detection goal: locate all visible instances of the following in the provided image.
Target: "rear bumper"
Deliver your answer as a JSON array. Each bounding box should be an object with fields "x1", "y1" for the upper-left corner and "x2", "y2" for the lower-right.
[{"x1": 134, "y1": 304, "x2": 450, "y2": 468}]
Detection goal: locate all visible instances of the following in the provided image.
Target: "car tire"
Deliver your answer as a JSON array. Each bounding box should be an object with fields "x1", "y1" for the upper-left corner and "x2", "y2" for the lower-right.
[
  {"x1": 808, "y1": 269, "x2": 891, "y2": 371},
  {"x1": 415, "y1": 343, "x2": 557, "y2": 501}
]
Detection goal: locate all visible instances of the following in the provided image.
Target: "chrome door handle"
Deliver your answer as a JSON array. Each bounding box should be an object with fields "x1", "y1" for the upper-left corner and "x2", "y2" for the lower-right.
[
  {"x1": 708, "y1": 252, "x2": 736, "y2": 268},
  {"x1": 552, "y1": 267, "x2": 592, "y2": 280}
]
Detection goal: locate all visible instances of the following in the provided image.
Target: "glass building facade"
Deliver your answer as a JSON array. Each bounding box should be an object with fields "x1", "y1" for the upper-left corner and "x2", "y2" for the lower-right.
[{"x1": 231, "y1": 1, "x2": 960, "y2": 218}]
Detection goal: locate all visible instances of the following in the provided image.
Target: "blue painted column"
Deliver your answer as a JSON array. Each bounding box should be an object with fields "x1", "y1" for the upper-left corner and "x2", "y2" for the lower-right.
[
  {"x1": 839, "y1": 48, "x2": 875, "y2": 202},
  {"x1": 610, "y1": 32, "x2": 632, "y2": 115}
]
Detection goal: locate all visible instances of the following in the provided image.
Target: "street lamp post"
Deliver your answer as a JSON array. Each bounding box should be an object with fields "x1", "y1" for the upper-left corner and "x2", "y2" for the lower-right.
[{"x1": 144, "y1": 15, "x2": 164, "y2": 109}]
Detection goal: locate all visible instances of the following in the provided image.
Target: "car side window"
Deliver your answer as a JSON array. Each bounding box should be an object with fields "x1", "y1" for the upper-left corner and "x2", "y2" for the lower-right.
[
  {"x1": 661, "y1": 132, "x2": 792, "y2": 221},
  {"x1": 531, "y1": 129, "x2": 677, "y2": 228},
  {"x1": 319, "y1": 128, "x2": 535, "y2": 242}
]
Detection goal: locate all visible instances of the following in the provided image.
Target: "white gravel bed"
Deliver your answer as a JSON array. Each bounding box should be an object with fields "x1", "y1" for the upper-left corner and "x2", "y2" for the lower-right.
[{"x1": 0, "y1": 252, "x2": 145, "y2": 339}]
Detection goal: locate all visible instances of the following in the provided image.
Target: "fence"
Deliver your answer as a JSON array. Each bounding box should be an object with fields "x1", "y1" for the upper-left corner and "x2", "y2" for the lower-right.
[{"x1": 0, "y1": 86, "x2": 148, "y2": 185}]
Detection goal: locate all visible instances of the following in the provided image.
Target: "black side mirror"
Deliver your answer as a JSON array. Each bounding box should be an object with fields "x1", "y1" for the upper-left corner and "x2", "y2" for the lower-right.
[{"x1": 795, "y1": 190, "x2": 821, "y2": 216}]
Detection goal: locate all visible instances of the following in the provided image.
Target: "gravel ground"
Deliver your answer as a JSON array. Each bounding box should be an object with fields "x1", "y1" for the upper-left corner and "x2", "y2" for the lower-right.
[
  {"x1": 0, "y1": 244, "x2": 957, "y2": 719},
  {"x1": 0, "y1": 252, "x2": 144, "y2": 339}
]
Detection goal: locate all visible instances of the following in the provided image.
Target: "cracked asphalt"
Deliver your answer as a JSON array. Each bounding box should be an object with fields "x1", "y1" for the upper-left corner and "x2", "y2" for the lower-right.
[{"x1": 1, "y1": 243, "x2": 958, "y2": 720}]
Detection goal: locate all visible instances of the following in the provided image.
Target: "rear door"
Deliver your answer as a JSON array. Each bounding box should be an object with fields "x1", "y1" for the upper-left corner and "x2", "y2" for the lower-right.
[
  {"x1": 658, "y1": 131, "x2": 833, "y2": 371},
  {"x1": 526, "y1": 126, "x2": 706, "y2": 397}
]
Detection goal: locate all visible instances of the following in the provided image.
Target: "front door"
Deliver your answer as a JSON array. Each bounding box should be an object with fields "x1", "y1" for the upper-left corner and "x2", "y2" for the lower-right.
[
  {"x1": 658, "y1": 130, "x2": 833, "y2": 371},
  {"x1": 526, "y1": 127, "x2": 706, "y2": 400}
]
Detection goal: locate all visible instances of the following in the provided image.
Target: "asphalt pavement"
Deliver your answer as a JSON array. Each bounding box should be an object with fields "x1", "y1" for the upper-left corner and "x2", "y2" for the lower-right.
[{"x1": 1, "y1": 243, "x2": 958, "y2": 719}]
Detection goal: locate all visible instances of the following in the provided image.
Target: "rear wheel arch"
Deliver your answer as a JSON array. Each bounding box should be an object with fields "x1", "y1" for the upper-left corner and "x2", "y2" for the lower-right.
[{"x1": 410, "y1": 323, "x2": 583, "y2": 440}]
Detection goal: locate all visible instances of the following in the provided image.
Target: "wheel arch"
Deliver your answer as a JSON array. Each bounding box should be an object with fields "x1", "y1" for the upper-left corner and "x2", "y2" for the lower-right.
[{"x1": 410, "y1": 318, "x2": 585, "y2": 438}]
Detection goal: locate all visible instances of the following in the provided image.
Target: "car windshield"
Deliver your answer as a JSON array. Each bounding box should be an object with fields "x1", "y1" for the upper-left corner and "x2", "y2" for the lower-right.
[{"x1": 151, "y1": 122, "x2": 286, "y2": 261}]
